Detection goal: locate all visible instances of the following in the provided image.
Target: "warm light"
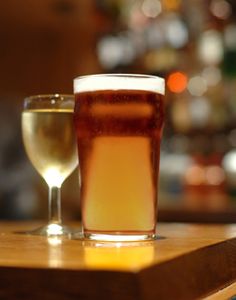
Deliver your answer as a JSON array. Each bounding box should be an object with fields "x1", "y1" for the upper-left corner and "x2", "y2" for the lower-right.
[
  {"x1": 167, "y1": 72, "x2": 187, "y2": 93},
  {"x1": 44, "y1": 168, "x2": 63, "y2": 187},
  {"x1": 205, "y1": 166, "x2": 225, "y2": 185},
  {"x1": 84, "y1": 244, "x2": 154, "y2": 271},
  {"x1": 185, "y1": 165, "x2": 205, "y2": 185},
  {"x1": 46, "y1": 224, "x2": 63, "y2": 236},
  {"x1": 198, "y1": 30, "x2": 223, "y2": 65},
  {"x1": 128, "y1": 2, "x2": 149, "y2": 30},
  {"x1": 162, "y1": 0, "x2": 181, "y2": 11},
  {"x1": 210, "y1": 0, "x2": 231, "y2": 20},
  {"x1": 48, "y1": 235, "x2": 62, "y2": 268},
  {"x1": 86, "y1": 234, "x2": 153, "y2": 242},
  {"x1": 202, "y1": 66, "x2": 222, "y2": 86},
  {"x1": 142, "y1": 0, "x2": 162, "y2": 18},
  {"x1": 47, "y1": 236, "x2": 62, "y2": 246},
  {"x1": 187, "y1": 76, "x2": 207, "y2": 97}
]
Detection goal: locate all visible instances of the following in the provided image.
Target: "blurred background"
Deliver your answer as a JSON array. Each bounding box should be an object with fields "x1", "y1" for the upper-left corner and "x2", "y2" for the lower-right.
[{"x1": 0, "y1": 0, "x2": 236, "y2": 223}]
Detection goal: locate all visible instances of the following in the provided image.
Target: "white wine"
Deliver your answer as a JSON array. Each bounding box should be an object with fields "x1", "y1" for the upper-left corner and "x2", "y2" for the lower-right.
[{"x1": 22, "y1": 109, "x2": 78, "y2": 187}]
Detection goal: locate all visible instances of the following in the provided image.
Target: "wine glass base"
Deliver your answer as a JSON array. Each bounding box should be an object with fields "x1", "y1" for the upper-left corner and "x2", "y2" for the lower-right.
[{"x1": 27, "y1": 223, "x2": 74, "y2": 237}]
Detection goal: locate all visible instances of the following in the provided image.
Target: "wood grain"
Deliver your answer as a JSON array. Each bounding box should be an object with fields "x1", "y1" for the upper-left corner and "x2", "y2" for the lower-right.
[{"x1": 0, "y1": 222, "x2": 236, "y2": 299}]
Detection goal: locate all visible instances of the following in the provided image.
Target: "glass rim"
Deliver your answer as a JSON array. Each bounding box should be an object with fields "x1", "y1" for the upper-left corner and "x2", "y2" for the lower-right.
[
  {"x1": 75, "y1": 73, "x2": 163, "y2": 80},
  {"x1": 24, "y1": 94, "x2": 74, "y2": 102},
  {"x1": 74, "y1": 73, "x2": 165, "y2": 95}
]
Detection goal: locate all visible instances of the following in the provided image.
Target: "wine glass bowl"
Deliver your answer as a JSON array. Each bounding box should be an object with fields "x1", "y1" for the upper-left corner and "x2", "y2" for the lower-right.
[{"x1": 21, "y1": 94, "x2": 78, "y2": 236}]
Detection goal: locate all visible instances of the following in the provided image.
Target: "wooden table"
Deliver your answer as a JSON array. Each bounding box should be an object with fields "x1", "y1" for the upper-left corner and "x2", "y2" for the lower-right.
[{"x1": 0, "y1": 222, "x2": 236, "y2": 300}]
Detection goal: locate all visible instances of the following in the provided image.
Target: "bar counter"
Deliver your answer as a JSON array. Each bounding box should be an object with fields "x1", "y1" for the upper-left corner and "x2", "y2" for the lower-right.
[{"x1": 0, "y1": 222, "x2": 236, "y2": 299}]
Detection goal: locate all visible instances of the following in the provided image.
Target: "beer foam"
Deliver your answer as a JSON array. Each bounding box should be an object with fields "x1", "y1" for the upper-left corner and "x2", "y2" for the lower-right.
[{"x1": 74, "y1": 74, "x2": 165, "y2": 95}]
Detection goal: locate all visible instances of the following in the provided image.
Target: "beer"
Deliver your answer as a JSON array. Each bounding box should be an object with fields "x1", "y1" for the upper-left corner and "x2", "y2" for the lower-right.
[{"x1": 74, "y1": 74, "x2": 165, "y2": 241}]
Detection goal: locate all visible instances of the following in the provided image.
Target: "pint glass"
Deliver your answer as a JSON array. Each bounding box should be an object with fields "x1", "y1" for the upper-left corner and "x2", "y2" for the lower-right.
[{"x1": 74, "y1": 74, "x2": 165, "y2": 242}]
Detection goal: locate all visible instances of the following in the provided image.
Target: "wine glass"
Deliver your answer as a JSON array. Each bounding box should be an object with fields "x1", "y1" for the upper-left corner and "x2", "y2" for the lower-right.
[{"x1": 21, "y1": 94, "x2": 78, "y2": 236}]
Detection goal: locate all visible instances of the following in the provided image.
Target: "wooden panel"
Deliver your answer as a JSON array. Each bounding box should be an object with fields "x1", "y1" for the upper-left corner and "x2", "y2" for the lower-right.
[
  {"x1": 158, "y1": 205, "x2": 236, "y2": 223},
  {"x1": 0, "y1": 0, "x2": 101, "y2": 99}
]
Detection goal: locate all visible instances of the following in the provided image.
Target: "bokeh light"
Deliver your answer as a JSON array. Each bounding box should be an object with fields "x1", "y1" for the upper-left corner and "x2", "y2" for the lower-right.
[
  {"x1": 97, "y1": 35, "x2": 135, "y2": 69},
  {"x1": 198, "y1": 30, "x2": 224, "y2": 65},
  {"x1": 128, "y1": 2, "x2": 149, "y2": 30},
  {"x1": 167, "y1": 71, "x2": 188, "y2": 93},
  {"x1": 185, "y1": 165, "x2": 205, "y2": 185},
  {"x1": 162, "y1": 0, "x2": 182, "y2": 11},
  {"x1": 223, "y1": 150, "x2": 236, "y2": 174},
  {"x1": 141, "y1": 0, "x2": 162, "y2": 18},
  {"x1": 186, "y1": 165, "x2": 225, "y2": 186},
  {"x1": 202, "y1": 66, "x2": 222, "y2": 86},
  {"x1": 205, "y1": 166, "x2": 225, "y2": 185},
  {"x1": 165, "y1": 14, "x2": 188, "y2": 48},
  {"x1": 223, "y1": 150, "x2": 236, "y2": 189},
  {"x1": 187, "y1": 76, "x2": 207, "y2": 97},
  {"x1": 210, "y1": 0, "x2": 231, "y2": 20}
]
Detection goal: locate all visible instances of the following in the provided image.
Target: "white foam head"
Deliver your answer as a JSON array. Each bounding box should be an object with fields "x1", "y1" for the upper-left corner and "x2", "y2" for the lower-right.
[{"x1": 74, "y1": 74, "x2": 165, "y2": 95}]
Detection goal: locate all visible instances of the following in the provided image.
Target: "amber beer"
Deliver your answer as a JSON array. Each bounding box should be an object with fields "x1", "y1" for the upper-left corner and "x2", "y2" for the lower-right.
[{"x1": 74, "y1": 74, "x2": 165, "y2": 241}]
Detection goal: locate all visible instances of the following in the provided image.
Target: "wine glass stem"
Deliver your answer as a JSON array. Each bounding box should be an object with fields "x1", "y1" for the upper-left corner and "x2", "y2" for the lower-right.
[{"x1": 48, "y1": 186, "x2": 62, "y2": 225}]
